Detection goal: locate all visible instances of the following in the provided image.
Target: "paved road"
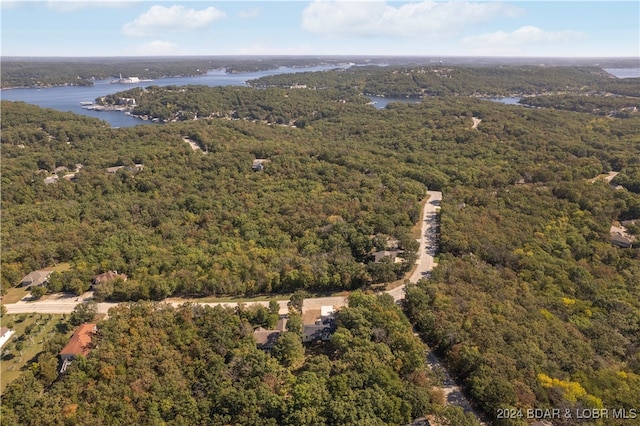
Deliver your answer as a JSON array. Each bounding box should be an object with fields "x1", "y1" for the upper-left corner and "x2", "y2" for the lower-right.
[
  {"x1": 4, "y1": 190, "x2": 481, "y2": 422},
  {"x1": 426, "y1": 351, "x2": 486, "y2": 422},
  {"x1": 4, "y1": 191, "x2": 442, "y2": 315}
]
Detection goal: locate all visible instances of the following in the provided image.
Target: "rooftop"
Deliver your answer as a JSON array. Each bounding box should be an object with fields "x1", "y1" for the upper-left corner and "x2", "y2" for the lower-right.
[
  {"x1": 20, "y1": 270, "x2": 52, "y2": 287},
  {"x1": 59, "y1": 323, "x2": 97, "y2": 358}
]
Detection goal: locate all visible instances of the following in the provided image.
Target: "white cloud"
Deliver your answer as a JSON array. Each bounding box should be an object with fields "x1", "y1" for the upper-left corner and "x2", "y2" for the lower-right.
[
  {"x1": 1, "y1": 0, "x2": 21, "y2": 9},
  {"x1": 123, "y1": 5, "x2": 226, "y2": 37},
  {"x1": 301, "y1": 0, "x2": 522, "y2": 38},
  {"x1": 45, "y1": 1, "x2": 138, "y2": 12},
  {"x1": 462, "y1": 26, "x2": 588, "y2": 54},
  {"x1": 129, "y1": 39, "x2": 179, "y2": 55},
  {"x1": 238, "y1": 7, "x2": 260, "y2": 19}
]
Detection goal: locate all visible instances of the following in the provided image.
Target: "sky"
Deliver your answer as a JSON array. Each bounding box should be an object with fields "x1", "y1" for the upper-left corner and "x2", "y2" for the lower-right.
[{"x1": 1, "y1": 0, "x2": 638, "y2": 57}]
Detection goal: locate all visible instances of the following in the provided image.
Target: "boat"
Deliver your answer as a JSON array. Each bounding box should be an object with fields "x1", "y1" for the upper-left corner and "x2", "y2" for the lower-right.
[{"x1": 111, "y1": 74, "x2": 141, "y2": 84}]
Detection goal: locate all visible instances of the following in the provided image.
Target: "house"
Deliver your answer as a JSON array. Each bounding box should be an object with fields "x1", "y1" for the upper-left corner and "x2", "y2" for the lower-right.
[
  {"x1": 372, "y1": 250, "x2": 405, "y2": 263},
  {"x1": 92, "y1": 270, "x2": 127, "y2": 285},
  {"x1": 44, "y1": 174, "x2": 58, "y2": 185},
  {"x1": 253, "y1": 318, "x2": 287, "y2": 351},
  {"x1": 252, "y1": 159, "x2": 269, "y2": 172},
  {"x1": 20, "y1": 270, "x2": 52, "y2": 287},
  {"x1": 611, "y1": 224, "x2": 636, "y2": 248},
  {"x1": 106, "y1": 164, "x2": 144, "y2": 174},
  {"x1": 0, "y1": 327, "x2": 15, "y2": 349},
  {"x1": 59, "y1": 323, "x2": 97, "y2": 373},
  {"x1": 302, "y1": 305, "x2": 336, "y2": 343},
  {"x1": 611, "y1": 233, "x2": 634, "y2": 248}
]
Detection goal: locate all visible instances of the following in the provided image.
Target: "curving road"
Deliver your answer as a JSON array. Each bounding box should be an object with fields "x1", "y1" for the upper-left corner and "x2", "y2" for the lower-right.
[{"x1": 4, "y1": 189, "x2": 482, "y2": 421}]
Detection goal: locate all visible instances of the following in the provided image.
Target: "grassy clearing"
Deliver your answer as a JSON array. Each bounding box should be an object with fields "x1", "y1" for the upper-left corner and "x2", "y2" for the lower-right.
[
  {"x1": 1, "y1": 287, "x2": 30, "y2": 304},
  {"x1": 48, "y1": 263, "x2": 71, "y2": 273},
  {"x1": 1, "y1": 313, "x2": 71, "y2": 394},
  {"x1": 1, "y1": 264, "x2": 71, "y2": 305}
]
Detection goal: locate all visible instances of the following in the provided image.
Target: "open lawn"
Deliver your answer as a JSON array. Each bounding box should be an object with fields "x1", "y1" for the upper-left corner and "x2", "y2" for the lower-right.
[
  {"x1": 1, "y1": 313, "x2": 71, "y2": 394},
  {"x1": 1, "y1": 287, "x2": 30, "y2": 304}
]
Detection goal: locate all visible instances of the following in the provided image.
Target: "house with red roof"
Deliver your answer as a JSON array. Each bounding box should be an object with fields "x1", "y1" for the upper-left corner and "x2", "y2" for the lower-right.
[{"x1": 59, "y1": 323, "x2": 97, "y2": 373}]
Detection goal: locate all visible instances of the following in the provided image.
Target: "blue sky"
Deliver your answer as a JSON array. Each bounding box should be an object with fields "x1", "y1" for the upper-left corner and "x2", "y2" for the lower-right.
[{"x1": 1, "y1": 1, "x2": 638, "y2": 57}]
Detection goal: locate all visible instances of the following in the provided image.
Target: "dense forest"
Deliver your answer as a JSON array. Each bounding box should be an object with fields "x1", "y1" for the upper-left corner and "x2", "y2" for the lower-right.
[
  {"x1": 2, "y1": 64, "x2": 640, "y2": 424},
  {"x1": 97, "y1": 84, "x2": 369, "y2": 124},
  {"x1": 2, "y1": 293, "x2": 479, "y2": 425},
  {"x1": 519, "y1": 94, "x2": 640, "y2": 117},
  {"x1": 1, "y1": 99, "x2": 423, "y2": 299},
  {"x1": 249, "y1": 65, "x2": 640, "y2": 98}
]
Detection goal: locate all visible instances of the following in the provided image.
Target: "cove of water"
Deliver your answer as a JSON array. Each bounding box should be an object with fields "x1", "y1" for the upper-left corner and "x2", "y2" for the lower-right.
[
  {"x1": 604, "y1": 68, "x2": 640, "y2": 79},
  {"x1": 367, "y1": 95, "x2": 422, "y2": 109},
  {"x1": 483, "y1": 97, "x2": 522, "y2": 105},
  {"x1": 1, "y1": 65, "x2": 348, "y2": 127}
]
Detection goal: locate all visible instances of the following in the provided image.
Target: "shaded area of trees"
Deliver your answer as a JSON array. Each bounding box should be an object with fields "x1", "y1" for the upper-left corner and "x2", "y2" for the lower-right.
[
  {"x1": 1, "y1": 100, "x2": 425, "y2": 297},
  {"x1": 405, "y1": 184, "x2": 640, "y2": 424},
  {"x1": 3, "y1": 78, "x2": 640, "y2": 299},
  {"x1": 520, "y1": 94, "x2": 640, "y2": 118},
  {"x1": 251, "y1": 65, "x2": 640, "y2": 98},
  {"x1": 1, "y1": 295, "x2": 461, "y2": 425}
]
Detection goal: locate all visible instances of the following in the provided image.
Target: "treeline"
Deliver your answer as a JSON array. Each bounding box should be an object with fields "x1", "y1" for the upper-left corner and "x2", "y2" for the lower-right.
[
  {"x1": 520, "y1": 94, "x2": 640, "y2": 117},
  {"x1": 99, "y1": 85, "x2": 368, "y2": 124},
  {"x1": 0, "y1": 57, "x2": 349, "y2": 88},
  {"x1": 250, "y1": 65, "x2": 640, "y2": 98},
  {"x1": 1, "y1": 294, "x2": 477, "y2": 425}
]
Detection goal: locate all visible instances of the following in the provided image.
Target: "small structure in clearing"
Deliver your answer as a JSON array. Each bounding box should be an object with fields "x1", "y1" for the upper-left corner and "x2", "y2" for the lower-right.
[
  {"x1": 252, "y1": 159, "x2": 269, "y2": 172},
  {"x1": 372, "y1": 250, "x2": 405, "y2": 263},
  {"x1": 611, "y1": 224, "x2": 636, "y2": 248},
  {"x1": 92, "y1": 270, "x2": 128, "y2": 285}
]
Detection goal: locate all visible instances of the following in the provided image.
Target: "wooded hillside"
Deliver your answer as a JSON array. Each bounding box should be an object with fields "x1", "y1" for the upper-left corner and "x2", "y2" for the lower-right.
[{"x1": 2, "y1": 64, "x2": 640, "y2": 424}]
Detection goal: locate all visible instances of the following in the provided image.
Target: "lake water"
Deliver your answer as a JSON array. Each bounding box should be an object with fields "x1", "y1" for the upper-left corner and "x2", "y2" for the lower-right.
[
  {"x1": 5, "y1": 66, "x2": 637, "y2": 126},
  {"x1": 1, "y1": 65, "x2": 348, "y2": 127},
  {"x1": 484, "y1": 97, "x2": 522, "y2": 105},
  {"x1": 368, "y1": 95, "x2": 422, "y2": 109},
  {"x1": 604, "y1": 68, "x2": 640, "y2": 78}
]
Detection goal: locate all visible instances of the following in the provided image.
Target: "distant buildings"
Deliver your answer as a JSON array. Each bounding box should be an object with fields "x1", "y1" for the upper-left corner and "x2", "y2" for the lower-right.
[
  {"x1": 253, "y1": 305, "x2": 338, "y2": 349},
  {"x1": 106, "y1": 164, "x2": 144, "y2": 174},
  {"x1": 611, "y1": 224, "x2": 636, "y2": 248},
  {"x1": 372, "y1": 250, "x2": 405, "y2": 264}
]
